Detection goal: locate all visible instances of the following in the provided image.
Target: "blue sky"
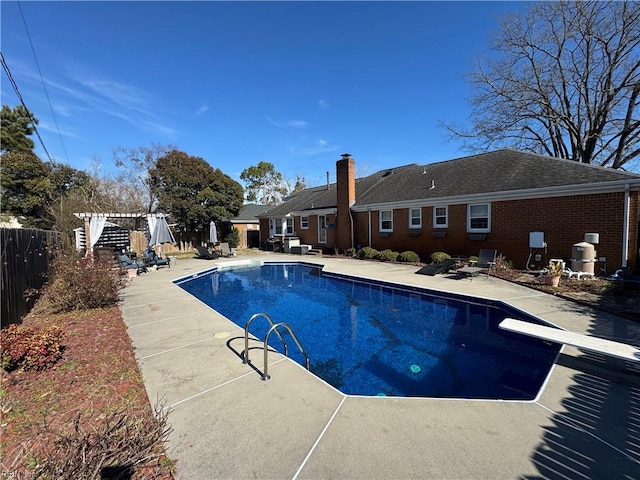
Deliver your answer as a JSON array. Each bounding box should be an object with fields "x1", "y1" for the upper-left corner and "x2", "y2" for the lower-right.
[{"x1": 1, "y1": 1, "x2": 526, "y2": 187}]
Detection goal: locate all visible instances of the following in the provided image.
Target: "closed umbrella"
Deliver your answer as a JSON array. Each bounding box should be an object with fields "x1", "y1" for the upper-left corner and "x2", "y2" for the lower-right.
[
  {"x1": 149, "y1": 213, "x2": 176, "y2": 256},
  {"x1": 209, "y1": 221, "x2": 218, "y2": 245}
]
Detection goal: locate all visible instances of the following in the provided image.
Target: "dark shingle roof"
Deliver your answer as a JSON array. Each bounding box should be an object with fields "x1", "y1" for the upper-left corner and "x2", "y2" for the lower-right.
[
  {"x1": 230, "y1": 204, "x2": 269, "y2": 222},
  {"x1": 257, "y1": 185, "x2": 337, "y2": 217},
  {"x1": 259, "y1": 149, "x2": 640, "y2": 216},
  {"x1": 356, "y1": 149, "x2": 640, "y2": 205}
]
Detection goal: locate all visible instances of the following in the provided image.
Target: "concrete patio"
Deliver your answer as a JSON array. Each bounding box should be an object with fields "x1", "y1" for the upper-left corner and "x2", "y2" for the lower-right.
[{"x1": 120, "y1": 254, "x2": 640, "y2": 479}]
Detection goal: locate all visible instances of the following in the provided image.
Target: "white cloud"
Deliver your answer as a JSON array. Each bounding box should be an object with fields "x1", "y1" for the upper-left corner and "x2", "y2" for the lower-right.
[
  {"x1": 318, "y1": 99, "x2": 329, "y2": 109},
  {"x1": 196, "y1": 104, "x2": 209, "y2": 115},
  {"x1": 287, "y1": 120, "x2": 310, "y2": 128},
  {"x1": 289, "y1": 138, "x2": 340, "y2": 157},
  {"x1": 266, "y1": 115, "x2": 309, "y2": 128}
]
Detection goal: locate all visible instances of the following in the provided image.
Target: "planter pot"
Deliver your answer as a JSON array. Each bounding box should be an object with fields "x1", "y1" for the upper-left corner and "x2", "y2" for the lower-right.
[{"x1": 545, "y1": 275, "x2": 560, "y2": 287}]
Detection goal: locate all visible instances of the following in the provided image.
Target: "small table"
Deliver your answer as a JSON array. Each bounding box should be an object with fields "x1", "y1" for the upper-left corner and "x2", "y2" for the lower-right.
[{"x1": 456, "y1": 266, "x2": 483, "y2": 281}]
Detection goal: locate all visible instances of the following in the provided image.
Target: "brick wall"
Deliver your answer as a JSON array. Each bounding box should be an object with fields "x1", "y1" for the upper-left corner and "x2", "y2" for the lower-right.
[{"x1": 352, "y1": 191, "x2": 639, "y2": 271}]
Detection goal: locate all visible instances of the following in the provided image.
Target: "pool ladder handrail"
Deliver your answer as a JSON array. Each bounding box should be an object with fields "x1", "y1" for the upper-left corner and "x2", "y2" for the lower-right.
[
  {"x1": 243, "y1": 313, "x2": 288, "y2": 362},
  {"x1": 242, "y1": 312, "x2": 309, "y2": 381},
  {"x1": 262, "y1": 323, "x2": 310, "y2": 381}
]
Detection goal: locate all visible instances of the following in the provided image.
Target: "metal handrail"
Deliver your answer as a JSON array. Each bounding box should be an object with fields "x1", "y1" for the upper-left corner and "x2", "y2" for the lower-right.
[
  {"x1": 262, "y1": 322, "x2": 310, "y2": 381},
  {"x1": 243, "y1": 313, "x2": 287, "y2": 364}
]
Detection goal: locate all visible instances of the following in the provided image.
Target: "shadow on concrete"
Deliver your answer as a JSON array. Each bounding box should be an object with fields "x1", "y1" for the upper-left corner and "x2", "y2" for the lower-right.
[{"x1": 526, "y1": 315, "x2": 640, "y2": 478}]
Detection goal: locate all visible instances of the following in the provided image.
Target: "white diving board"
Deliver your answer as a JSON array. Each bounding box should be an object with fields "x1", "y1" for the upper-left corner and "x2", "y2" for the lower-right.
[{"x1": 499, "y1": 318, "x2": 640, "y2": 363}]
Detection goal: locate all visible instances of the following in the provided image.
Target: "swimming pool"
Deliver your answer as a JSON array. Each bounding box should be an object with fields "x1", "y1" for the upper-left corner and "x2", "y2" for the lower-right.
[{"x1": 175, "y1": 262, "x2": 560, "y2": 400}]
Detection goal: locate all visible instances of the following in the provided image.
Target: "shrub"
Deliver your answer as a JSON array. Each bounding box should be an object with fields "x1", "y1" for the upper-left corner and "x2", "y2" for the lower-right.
[
  {"x1": 33, "y1": 251, "x2": 124, "y2": 314},
  {"x1": 430, "y1": 252, "x2": 451, "y2": 264},
  {"x1": 224, "y1": 227, "x2": 240, "y2": 248},
  {"x1": 397, "y1": 251, "x2": 421, "y2": 263},
  {"x1": 1, "y1": 323, "x2": 63, "y2": 372},
  {"x1": 344, "y1": 248, "x2": 357, "y2": 257},
  {"x1": 356, "y1": 247, "x2": 379, "y2": 259},
  {"x1": 495, "y1": 254, "x2": 512, "y2": 271},
  {"x1": 377, "y1": 249, "x2": 399, "y2": 262},
  {"x1": 26, "y1": 401, "x2": 174, "y2": 479}
]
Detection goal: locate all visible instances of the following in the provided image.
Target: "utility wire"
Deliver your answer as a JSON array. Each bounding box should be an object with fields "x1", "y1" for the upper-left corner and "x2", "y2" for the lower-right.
[
  {"x1": 18, "y1": 0, "x2": 69, "y2": 164},
  {"x1": 0, "y1": 51, "x2": 53, "y2": 163}
]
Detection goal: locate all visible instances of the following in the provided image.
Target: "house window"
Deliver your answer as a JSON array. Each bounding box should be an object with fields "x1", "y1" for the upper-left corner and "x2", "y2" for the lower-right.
[
  {"x1": 286, "y1": 218, "x2": 294, "y2": 235},
  {"x1": 274, "y1": 218, "x2": 283, "y2": 235},
  {"x1": 468, "y1": 203, "x2": 490, "y2": 232},
  {"x1": 300, "y1": 216, "x2": 309, "y2": 229},
  {"x1": 433, "y1": 206, "x2": 448, "y2": 228},
  {"x1": 379, "y1": 210, "x2": 393, "y2": 232},
  {"x1": 409, "y1": 208, "x2": 421, "y2": 228}
]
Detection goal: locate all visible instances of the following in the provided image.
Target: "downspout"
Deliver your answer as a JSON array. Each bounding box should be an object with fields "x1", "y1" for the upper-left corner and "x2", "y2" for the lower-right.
[
  {"x1": 622, "y1": 183, "x2": 630, "y2": 268},
  {"x1": 349, "y1": 207, "x2": 354, "y2": 249}
]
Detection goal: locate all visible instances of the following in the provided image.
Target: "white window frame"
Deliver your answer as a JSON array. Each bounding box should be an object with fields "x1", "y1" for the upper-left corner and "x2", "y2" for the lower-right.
[
  {"x1": 274, "y1": 217, "x2": 283, "y2": 235},
  {"x1": 409, "y1": 208, "x2": 422, "y2": 229},
  {"x1": 318, "y1": 215, "x2": 327, "y2": 243},
  {"x1": 467, "y1": 203, "x2": 490, "y2": 233},
  {"x1": 379, "y1": 210, "x2": 393, "y2": 232},
  {"x1": 300, "y1": 216, "x2": 309, "y2": 229},
  {"x1": 285, "y1": 218, "x2": 294, "y2": 235},
  {"x1": 433, "y1": 206, "x2": 448, "y2": 228}
]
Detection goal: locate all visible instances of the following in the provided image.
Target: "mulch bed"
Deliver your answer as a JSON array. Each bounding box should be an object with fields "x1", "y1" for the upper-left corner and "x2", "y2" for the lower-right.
[
  {"x1": 0, "y1": 307, "x2": 174, "y2": 478},
  {"x1": 496, "y1": 269, "x2": 640, "y2": 322}
]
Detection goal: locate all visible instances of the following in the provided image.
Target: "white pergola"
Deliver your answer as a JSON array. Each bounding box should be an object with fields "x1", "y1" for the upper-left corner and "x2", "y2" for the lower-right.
[{"x1": 73, "y1": 212, "x2": 165, "y2": 254}]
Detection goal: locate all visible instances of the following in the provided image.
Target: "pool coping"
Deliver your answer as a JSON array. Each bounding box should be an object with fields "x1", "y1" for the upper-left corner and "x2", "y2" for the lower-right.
[{"x1": 120, "y1": 254, "x2": 640, "y2": 479}]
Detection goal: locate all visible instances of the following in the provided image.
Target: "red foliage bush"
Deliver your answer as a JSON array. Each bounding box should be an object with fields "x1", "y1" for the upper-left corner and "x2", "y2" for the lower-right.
[{"x1": 1, "y1": 323, "x2": 63, "y2": 372}]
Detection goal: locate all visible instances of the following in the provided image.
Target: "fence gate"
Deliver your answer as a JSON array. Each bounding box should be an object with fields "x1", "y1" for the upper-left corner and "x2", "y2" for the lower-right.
[{"x1": 1, "y1": 228, "x2": 61, "y2": 328}]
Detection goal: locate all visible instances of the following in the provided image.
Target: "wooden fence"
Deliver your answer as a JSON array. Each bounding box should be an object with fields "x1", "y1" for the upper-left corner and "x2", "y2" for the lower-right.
[{"x1": 1, "y1": 228, "x2": 62, "y2": 328}]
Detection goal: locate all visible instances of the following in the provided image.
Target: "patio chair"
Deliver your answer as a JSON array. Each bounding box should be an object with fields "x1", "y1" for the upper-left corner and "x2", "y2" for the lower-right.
[
  {"x1": 195, "y1": 245, "x2": 219, "y2": 260},
  {"x1": 142, "y1": 247, "x2": 171, "y2": 268},
  {"x1": 94, "y1": 246, "x2": 115, "y2": 262},
  {"x1": 415, "y1": 258, "x2": 457, "y2": 276},
  {"x1": 475, "y1": 249, "x2": 497, "y2": 276},
  {"x1": 219, "y1": 242, "x2": 236, "y2": 257},
  {"x1": 117, "y1": 254, "x2": 146, "y2": 274},
  {"x1": 563, "y1": 267, "x2": 594, "y2": 280}
]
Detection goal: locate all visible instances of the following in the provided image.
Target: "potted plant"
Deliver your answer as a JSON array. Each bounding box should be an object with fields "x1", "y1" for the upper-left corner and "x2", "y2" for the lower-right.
[{"x1": 545, "y1": 260, "x2": 564, "y2": 287}]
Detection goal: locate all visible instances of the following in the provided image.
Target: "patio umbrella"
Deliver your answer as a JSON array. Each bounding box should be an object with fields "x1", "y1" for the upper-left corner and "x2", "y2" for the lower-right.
[
  {"x1": 209, "y1": 221, "x2": 218, "y2": 244},
  {"x1": 149, "y1": 213, "x2": 176, "y2": 256}
]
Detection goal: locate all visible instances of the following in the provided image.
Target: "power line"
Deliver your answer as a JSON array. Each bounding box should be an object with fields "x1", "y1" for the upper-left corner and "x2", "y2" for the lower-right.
[
  {"x1": 0, "y1": 51, "x2": 53, "y2": 163},
  {"x1": 18, "y1": 0, "x2": 69, "y2": 164}
]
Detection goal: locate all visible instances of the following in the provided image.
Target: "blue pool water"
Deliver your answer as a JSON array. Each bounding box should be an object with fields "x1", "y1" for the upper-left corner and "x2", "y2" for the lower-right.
[{"x1": 176, "y1": 263, "x2": 560, "y2": 400}]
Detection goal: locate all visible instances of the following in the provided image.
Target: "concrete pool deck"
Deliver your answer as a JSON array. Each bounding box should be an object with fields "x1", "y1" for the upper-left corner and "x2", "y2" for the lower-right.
[{"x1": 120, "y1": 254, "x2": 640, "y2": 479}]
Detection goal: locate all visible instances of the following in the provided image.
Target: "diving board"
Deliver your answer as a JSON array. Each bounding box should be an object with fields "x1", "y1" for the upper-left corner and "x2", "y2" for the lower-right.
[{"x1": 499, "y1": 318, "x2": 640, "y2": 363}]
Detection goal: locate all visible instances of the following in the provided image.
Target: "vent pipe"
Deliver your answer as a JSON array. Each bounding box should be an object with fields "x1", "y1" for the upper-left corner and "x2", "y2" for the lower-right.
[{"x1": 326, "y1": 171, "x2": 330, "y2": 190}]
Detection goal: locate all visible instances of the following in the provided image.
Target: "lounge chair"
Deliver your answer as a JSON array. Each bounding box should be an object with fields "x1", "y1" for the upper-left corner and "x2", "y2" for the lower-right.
[
  {"x1": 415, "y1": 258, "x2": 457, "y2": 276},
  {"x1": 117, "y1": 254, "x2": 146, "y2": 274},
  {"x1": 142, "y1": 247, "x2": 171, "y2": 268},
  {"x1": 219, "y1": 242, "x2": 236, "y2": 257},
  {"x1": 195, "y1": 245, "x2": 219, "y2": 260},
  {"x1": 475, "y1": 249, "x2": 497, "y2": 276}
]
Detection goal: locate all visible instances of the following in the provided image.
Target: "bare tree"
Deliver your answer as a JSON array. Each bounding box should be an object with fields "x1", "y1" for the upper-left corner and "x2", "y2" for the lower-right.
[
  {"x1": 113, "y1": 143, "x2": 175, "y2": 212},
  {"x1": 443, "y1": 1, "x2": 640, "y2": 169}
]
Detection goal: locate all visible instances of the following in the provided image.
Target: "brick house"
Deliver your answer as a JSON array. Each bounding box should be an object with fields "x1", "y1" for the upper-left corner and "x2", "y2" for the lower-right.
[
  {"x1": 257, "y1": 150, "x2": 640, "y2": 272},
  {"x1": 226, "y1": 204, "x2": 265, "y2": 249}
]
